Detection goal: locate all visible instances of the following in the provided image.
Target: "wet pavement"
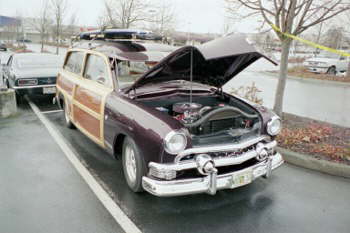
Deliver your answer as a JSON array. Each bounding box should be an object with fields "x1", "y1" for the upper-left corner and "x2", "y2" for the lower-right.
[
  {"x1": 0, "y1": 103, "x2": 124, "y2": 233},
  {"x1": 8, "y1": 95, "x2": 349, "y2": 233}
]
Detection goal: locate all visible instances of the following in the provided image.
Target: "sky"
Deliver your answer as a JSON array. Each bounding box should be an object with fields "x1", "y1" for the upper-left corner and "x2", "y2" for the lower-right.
[{"x1": 0, "y1": 0, "x2": 260, "y2": 34}]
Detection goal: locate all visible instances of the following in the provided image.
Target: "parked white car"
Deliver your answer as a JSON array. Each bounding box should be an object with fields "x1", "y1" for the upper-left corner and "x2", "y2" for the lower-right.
[
  {"x1": 2, "y1": 53, "x2": 64, "y2": 97},
  {"x1": 303, "y1": 51, "x2": 349, "y2": 75}
]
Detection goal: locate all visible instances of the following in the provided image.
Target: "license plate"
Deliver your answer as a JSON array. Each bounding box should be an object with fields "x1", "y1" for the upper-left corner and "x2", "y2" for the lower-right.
[
  {"x1": 43, "y1": 87, "x2": 56, "y2": 94},
  {"x1": 231, "y1": 169, "x2": 252, "y2": 188}
]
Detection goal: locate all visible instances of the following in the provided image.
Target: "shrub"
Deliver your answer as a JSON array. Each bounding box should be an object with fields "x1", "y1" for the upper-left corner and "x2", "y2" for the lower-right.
[{"x1": 230, "y1": 82, "x2": 263, "y2": 105}]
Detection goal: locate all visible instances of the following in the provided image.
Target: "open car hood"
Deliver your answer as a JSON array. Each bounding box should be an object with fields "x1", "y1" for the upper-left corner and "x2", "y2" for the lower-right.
[{"x1": 126, "y1": 35, "x2": 277, "y2": 92}]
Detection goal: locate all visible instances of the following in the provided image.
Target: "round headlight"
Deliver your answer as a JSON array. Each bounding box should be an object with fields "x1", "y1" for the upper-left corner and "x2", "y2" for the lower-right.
[
  {"x1": 267, "y1": 116, "x2": 282, "y2": 136},
  {"x1": 164, "y1": 130, "x2": 187, "y2": 155}
]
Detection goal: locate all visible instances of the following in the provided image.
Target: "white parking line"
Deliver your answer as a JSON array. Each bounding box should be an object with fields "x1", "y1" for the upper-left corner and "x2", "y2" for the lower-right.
[{"x1": 26, "y1": 97, "x2": 142, "y2": 233}]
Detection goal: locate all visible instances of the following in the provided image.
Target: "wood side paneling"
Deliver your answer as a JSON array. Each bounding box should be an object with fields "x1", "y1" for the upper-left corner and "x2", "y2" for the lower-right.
[
  {"x1": 75, "y1": 86, "x2": 102, "y2": 113},
  {"x1": 57, "y1": 75, "x2": 74, "y2": 95},
  {"x1": 73, "y1": 107, "x2": 100, "y2": 139}
]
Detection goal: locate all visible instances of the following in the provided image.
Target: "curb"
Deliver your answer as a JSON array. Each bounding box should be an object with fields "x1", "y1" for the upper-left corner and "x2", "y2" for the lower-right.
[
  {"x1": 277, "y1": 147, "x2": 350, "y2": 179},
  {"x1": 0, "y1": 88, "x2": 17, "y2": 118},
  {"x1": 261, "y1": 71, "x2": 350, "y2": 87}
]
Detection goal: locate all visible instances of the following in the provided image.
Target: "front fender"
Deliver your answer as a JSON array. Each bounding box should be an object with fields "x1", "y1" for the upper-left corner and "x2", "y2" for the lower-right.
[{"x1": 104, "y1": 92, "x2": 184, "y2": 166}]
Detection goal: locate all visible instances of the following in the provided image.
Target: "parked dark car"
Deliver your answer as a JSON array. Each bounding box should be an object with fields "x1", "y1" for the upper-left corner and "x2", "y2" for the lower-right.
[
  {"x1": 56, "y1": 35, "x2": 283, "y2": 197},
  {"x1": 16, "y1": 39, "x2": 32, "y2": 43},
  {"x1": 2, "y1": 53, "x2": 64, "y2": 97},
  {"x1": 0, "y1": 43, "x2": 7, "y2": 51}
]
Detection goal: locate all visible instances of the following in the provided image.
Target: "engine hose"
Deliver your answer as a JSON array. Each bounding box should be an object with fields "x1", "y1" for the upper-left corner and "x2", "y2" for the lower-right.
[{"x1": 184, "y1": 106, "x2": 258, "y2": 128}]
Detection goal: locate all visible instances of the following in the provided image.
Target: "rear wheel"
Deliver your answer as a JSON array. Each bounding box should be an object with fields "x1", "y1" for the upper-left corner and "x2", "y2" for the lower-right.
[
  {"x1": 122, "y1": 137, "x2": 146, "y2": 192},
  {"x1": 63, "y1": 100, "x2": 75, "y2": 129},
  {"x1": 326, "y1": 66, "x2": 336, "y2": 75}
]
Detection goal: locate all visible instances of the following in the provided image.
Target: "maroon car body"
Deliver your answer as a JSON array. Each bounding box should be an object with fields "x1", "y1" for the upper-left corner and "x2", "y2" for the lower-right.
[{"x1": 57, "y1": 35, "x2": 284, "y2": 197}]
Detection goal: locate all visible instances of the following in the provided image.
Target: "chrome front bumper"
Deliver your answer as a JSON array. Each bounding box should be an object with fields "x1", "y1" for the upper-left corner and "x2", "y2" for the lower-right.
[
  {"x1": 142, "y1": 139, "x2": 284, "y2": 197},
  {"x1": 143, "y1": 153, "x2": 283, "y2": 197}
]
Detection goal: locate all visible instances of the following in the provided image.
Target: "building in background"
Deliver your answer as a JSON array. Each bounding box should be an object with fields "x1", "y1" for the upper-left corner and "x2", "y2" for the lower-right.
[
  {"x1": 0, "y1": 15, "x2": 80, "y2": 44},
  {"x1": 0, "y1": 15, "x2": 22, "y2": 42}
]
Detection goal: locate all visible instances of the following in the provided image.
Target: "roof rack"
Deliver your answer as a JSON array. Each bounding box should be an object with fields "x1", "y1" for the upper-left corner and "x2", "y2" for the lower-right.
[{"x1": 75, "y1": 28, "x2": 163, "y2": 42}]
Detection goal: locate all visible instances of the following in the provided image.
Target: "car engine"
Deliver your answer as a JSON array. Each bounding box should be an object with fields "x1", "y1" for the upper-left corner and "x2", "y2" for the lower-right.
[{"x1": 156, "y1": 101, "x2": 261, "y2": 141}]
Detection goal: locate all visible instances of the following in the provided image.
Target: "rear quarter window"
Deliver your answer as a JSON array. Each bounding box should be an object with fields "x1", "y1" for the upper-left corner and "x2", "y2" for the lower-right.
[
  {"x1": 64, "y1": 51, "x2": 85, "y2": 74},
  {"x1": 83, "y1": 54, "x2": 111, "y2": 87}
]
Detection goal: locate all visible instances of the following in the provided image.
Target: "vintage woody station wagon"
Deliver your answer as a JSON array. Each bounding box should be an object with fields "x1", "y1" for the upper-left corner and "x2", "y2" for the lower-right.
[{"x1": 55, "y1": 32, "x2": 284, "y2": 197}]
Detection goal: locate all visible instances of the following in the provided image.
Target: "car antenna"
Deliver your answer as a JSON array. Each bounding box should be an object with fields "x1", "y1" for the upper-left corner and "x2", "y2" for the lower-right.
[{"x1": 190, "y1": 45, "x2": 193, "y2": 105}]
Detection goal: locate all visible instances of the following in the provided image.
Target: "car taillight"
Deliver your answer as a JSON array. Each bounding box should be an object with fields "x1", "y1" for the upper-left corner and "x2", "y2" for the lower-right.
[{"x1": 18, "y1": 79, "x2": 38, "y2": 86}]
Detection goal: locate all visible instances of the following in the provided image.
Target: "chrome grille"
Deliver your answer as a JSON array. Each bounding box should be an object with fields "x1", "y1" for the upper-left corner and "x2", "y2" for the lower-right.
[{"x1": 180, "y1": 145, "x2": 256, "y2": 162}]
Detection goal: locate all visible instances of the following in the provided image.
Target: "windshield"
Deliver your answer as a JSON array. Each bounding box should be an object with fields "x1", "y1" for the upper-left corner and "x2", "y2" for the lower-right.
[{"x1": 117, "y1": 60, "x2": 158, "y2": 88}]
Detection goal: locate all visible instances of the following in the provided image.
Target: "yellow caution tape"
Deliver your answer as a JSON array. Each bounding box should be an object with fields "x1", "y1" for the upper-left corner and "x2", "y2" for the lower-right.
[{"x1": 271, "y1": 24, "x2": 350, "y2": 57}]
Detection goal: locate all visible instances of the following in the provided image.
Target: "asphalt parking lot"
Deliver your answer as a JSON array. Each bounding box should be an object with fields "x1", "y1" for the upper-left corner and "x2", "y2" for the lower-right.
[{"x1": 2, "y1": 95, "x2": 350, "y2": 233}]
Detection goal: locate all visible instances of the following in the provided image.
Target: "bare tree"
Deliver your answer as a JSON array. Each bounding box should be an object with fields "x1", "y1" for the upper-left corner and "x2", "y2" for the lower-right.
[
  {"x1": 30, "y1": 1, "x2": 51, "y2": 52},
  {"x1": 315, "y1": 21, "x2": 324, "y2": 48},
  {"x1": 326, "y1": 27, "x2": 345, "y2": 49},
  {"x1": 65, "y1": 14, "x2": 78, "y2": 39},
  {"x1": 13, "y1": 11, "x2": 24, "y2": 46},
  {"x1": 225, "y1": 0, "x2": 350, "y2": 116},
  {"x1": 222, "y1": 16, "x2": 236, "y2": 35},
  {"x1": 50, "y1": 0, "x2": 68, "y2": 54},
  {"x1": 103, "y1": 0, "x2": 151, "y2": 28},
  {"x1": 148, "y1": 1, "x2": 177, "y2": 38},
  {"x1": 97, "y1": 15, "x2": 109, "y2": 29}
]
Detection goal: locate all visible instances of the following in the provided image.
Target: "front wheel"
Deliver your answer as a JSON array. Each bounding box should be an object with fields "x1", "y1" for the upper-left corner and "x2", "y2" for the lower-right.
[{"x1": 122, "y1": 137, "x2": 146, "y2": 192}]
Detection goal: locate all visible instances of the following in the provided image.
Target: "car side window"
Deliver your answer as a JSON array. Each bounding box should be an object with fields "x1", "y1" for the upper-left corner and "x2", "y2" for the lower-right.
[
  {"x1": 83, "y1": 54, "x2": 111, "y2": 87},
  {"x1": 64, "y1": 51, "x2": 84, "y2": 74}
]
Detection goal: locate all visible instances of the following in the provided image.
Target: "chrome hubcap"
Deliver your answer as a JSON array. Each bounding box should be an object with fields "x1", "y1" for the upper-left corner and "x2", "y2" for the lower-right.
[{"x1": 125, "y1": 144, "x2": 137, "y2": 184}]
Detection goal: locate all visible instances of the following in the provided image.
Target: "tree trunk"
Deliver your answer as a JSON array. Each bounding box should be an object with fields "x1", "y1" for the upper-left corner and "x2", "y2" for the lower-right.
[
  {"x1": 40, "y1": 33, "x2": 44, "y2": 53},
  {"x1": 273, "y1": 39, "x2": 292, "y2": 117},
  {"x1": 56, "y1": 29, "x2": 59, "y2": 55},
  {"x1": 56, "y1": 38, "x2": 59, "y2": 55}
]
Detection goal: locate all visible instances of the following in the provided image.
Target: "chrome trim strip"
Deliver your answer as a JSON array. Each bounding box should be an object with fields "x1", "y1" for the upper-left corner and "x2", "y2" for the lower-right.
[
  {"x1": 12, "y1": 84, "x2": 56, "y2": 89},
  {"x1": 150, "y1": 140, "x2": 276, "y2": 172},
  {"x1": 142, "y1": 153, "x2": 284, "y2": 197},
  {"x1": 175, "y1": 135, "x2": 269, "y2": 163}
]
